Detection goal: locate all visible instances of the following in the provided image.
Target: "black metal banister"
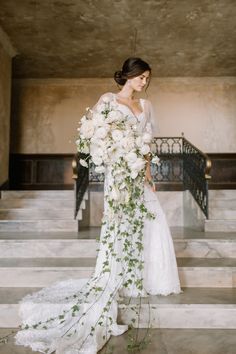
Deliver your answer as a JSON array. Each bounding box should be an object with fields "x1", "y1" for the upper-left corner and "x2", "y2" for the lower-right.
[{"x1": 72, "y1": 153, "x2": 89, "y2": 219}]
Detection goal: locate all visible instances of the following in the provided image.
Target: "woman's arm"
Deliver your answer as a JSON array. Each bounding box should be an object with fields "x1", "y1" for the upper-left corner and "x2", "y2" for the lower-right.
[{"x1": 144, "y1": 153, "x2": 156, "y2": 192}]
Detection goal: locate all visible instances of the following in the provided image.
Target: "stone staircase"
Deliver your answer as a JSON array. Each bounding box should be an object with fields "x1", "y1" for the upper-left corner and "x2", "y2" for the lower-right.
[
  {"x1": 205, "y1": 190, "x2": 236, "y2": 232},
  {"x1": 0, "y1": 191, "x2": 88, "y2": 231},
  {"x1": 0, "y1": 227, "x2": 235, "y2": 329}
]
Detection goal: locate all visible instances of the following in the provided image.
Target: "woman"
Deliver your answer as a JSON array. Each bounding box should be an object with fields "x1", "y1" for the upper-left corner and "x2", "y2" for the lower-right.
[{"x1": 15, "y1": 58, "x2": 181, "y2": 354}]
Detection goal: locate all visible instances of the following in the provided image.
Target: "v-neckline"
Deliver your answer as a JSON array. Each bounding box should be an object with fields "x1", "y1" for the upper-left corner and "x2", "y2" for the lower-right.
[{"x1": 113, "y1": 93, "x2": 144, "y2": 119}]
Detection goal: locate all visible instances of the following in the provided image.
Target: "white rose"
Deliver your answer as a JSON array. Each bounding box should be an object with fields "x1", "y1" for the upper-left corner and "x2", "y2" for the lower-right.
[
  {"x1": 152, "y1": 156, "x2": 160, "y2": 165},
  {"x1": 92, "y1": 155, "x2": 103, "y2": 166},
  {"x1": 94, "y1": 127, "x2": 107, "y2": 139},
  {"x1": 130, "y1": 170, "x2": 139, "y2": 179},
  {"x1": 136, "y1": 136, "x2": 143, "y2": 148},
  {"x1": 92, "y1": 113, "x2": 105, "y2": 127},
  {"x1": 125, "y1": 151, "x2": 138, "y2": 164},
  {"x1": 130, "y1": 157, "x2": 146, "y2": 172},
  {"x1": 140, "y1": 144, "x2": 150, "y2": 155},
  {"x1": 79, "y1": 159, "x2": 88, "y2": 168},
  {"x1": 142, "y1": 132, "x2": 152, "y2": 144},
  {"x1": 91, "y1": 146, "x2": 103, "y2": 157},
  {"x1": 95, "y1": 165, "x2": 105, "y2": 173},
  {"x1": 80, "y1": 120, "x2": 95, "y2": 139},
  {"x1": 121, "y1": 136, "x2": 135, "y2": 151},
  {"x1": 112, "y1": 129, "x2": 123, "y2": 141},
  {"x1": 107, "y1": 110, "x2": 123, "y2": 123}
]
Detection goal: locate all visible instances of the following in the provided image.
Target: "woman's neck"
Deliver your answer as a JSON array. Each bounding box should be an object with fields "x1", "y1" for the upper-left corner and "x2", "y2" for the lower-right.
[{"x1": 117, "y1": 87, "x2": 134, "y2": 100}]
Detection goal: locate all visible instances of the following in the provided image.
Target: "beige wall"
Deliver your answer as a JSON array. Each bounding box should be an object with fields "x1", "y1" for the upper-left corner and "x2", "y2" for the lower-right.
[
  {"x1": 11, "y1": 77, "x2": 236, "y2": 154},
  {"x1": 0, "y1": 42, "x2": 12, "y2": 185}
]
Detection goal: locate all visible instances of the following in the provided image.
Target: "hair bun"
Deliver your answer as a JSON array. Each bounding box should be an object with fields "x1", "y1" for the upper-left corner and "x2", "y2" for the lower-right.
[{"x1": 114, "y1": 70, "x2": 127, "y2": 86}]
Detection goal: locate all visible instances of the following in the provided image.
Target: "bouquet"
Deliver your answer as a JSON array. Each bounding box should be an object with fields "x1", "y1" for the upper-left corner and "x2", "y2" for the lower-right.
[{"x1": 76, "y1": 95, "x2": 160, "y2": 201}]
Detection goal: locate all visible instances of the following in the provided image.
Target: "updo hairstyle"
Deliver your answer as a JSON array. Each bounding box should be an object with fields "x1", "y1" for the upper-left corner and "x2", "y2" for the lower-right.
[{"x1": 114, "y1": 57, "x2": 151, "y2": 87}]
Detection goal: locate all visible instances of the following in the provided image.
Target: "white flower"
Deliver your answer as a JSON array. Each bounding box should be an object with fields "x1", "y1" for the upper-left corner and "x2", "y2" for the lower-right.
[
  {"x1": 152, "y1": 156, "x2": 160, "y2": 165},
  {"x1": 125, "y1": 151, "x2": 138, "y2": 164},
  {"x1": 140, "y1": 144, "x2": 150, "y2": 155},
  {"x1": 112, "y1": 129, "x2": 123, "y2": 141},
  {"x1": 136, "y1": 136, "x2": 142, "y2": 148},
  {"x1": 142, "y1": 132, "x2": 152, "y2": 144},
  {"x1": 92, "y1": 155, "x2": 103, "y2": 165},
  {"x1": 130, "y1": 157, "x2": 146, "y2": 172},
  {"x1": 130, "y1": 170, "x2": 138, "y2": 179},
  {"x1": 95, "y1": 165, "x2": 106, "y2": 173},
  {"x1": 121, "y1": 136, "x2": 135, "y2": 151},
  {"x1": 102, "y1": 95, "x2": 110, "y2": 103},
  {"x1": 111, "y1": 187, "x2": 120, "y2": 201},
  {"x1": 107, "y1": 110, "x2": 123, "y2": 123},
  {"x1": 92, "y1": 113, "x2": 105, "y2": 127},
  {"x1": 80, "y1": 120, "x2": 95, "y2": 139},
  {"x1": 79, "y1": 159, "x2": 88, "y2": 168},
  {"x1": 94, "y1": 127, "x2": 107, "y2": 139}
]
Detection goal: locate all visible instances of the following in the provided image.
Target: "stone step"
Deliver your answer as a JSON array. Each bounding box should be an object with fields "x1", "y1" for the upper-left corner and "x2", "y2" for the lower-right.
[
  {"x1": 205, "y1": 219, "x2": 236, "y2": 232},
  {"x1": 209, "y1": 208, "x2": 236, "y2": 220},
  {"x1": 0, "y1": 219, "x2": 80, "y2": 232},
  {"x1": 0, "y1": 258, "x2": 235, "y2": 288},
  {"x1": 0, "y1": 199, "x2": 74, "y2": 209},
  {"x1": 0, "y1": 238, "x2": 235, "y2": 258},
  {"x1": 0, "y1": 209, "x2": 76, "y2": 220},
  {"x1": 209, "y1": 199, "x2": 236, "y2": 208},
  {"x1": 0, "y1": 287, "x2": 235, "y2": 328},
  {"x1": 1, "y1": 190, "x2": 75, "y2": 199},
  {"x1": 209, "y1": 190, "x2": 236, "y2": 200}
]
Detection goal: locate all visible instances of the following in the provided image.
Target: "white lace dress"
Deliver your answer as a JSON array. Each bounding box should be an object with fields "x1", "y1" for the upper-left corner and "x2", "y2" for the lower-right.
[{"x1": 15, "y1": 92, "x2": 181, "y2": 354}]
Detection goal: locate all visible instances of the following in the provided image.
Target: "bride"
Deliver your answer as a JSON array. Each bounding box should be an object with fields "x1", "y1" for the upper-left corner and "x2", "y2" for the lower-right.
[{"x1": 15, "y1": 57, "x2": 181, "y2": 354}]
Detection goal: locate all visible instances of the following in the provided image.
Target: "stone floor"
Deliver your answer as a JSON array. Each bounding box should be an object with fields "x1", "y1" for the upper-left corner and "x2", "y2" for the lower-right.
[{"x1": 0, "y1": 328, "x2": 236, "y2": 354}]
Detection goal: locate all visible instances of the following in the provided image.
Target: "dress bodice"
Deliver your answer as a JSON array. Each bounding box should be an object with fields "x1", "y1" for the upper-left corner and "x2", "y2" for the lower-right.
[{"x1": 112, "y1": 93, "x2": 145, "y2": 122}]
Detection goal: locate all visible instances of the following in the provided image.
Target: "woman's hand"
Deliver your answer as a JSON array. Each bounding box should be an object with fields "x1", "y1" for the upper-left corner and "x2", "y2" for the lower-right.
[{"x1": 145, "y1": 164, "x2": 156, "y2": 192}]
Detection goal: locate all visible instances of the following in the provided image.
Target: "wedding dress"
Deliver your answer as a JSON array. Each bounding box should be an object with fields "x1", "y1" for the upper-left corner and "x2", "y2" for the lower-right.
[{"x1": 15, "y1": 92, "x2": 181, "y2": 354}]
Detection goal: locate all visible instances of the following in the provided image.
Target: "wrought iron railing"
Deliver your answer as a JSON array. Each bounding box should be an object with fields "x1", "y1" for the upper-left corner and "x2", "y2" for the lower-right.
[
  {"x1": 72, "y1": 153, "x2": 89, "y2": 219},
  {"x1": 73, "y1": 136, "x2": 211, "y2": 219},
  {"x1": 182, "y1": 137, "x2": 211, "y2": 218}
]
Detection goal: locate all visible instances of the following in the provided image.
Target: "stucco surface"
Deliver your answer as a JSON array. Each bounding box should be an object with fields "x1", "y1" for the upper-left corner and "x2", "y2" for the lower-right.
[
  {"x1": 0, "y1": 0, "x2": 235, "y2": 77},
  {"x1": 11, "y1": 77, "x2": 236, "y2": 154},
  {"x1": 0, "y1": 42, "x2": 12, "y2": 185}
]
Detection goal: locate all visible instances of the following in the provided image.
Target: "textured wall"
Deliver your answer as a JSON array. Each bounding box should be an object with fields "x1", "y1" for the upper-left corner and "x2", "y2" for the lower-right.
[
  {"x1": 0, "y1": 42, "x2": 12, "y2": 185},
  {"x1": 11, "y1": 77, "x2": 236, "y2": 154}
]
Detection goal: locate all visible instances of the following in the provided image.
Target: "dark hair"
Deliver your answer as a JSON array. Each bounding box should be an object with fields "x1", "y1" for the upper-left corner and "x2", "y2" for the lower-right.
[{"x1": 114, "y1": 57, "x2": 151, "y2": 86}]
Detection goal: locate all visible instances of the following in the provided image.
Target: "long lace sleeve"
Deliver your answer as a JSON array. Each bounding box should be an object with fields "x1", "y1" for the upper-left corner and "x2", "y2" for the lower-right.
[
  {"x1": 141, "y1": 99, "x2": 159, "y2": 138},
  {"x1": 91, "y1": 92, "x2": 113, "y2": 112}
]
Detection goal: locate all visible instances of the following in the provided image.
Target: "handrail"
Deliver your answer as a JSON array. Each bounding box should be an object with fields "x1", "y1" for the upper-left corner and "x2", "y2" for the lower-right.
[
  {"x1": 182, "y1": 136, "x2": 211, "y2": 218},
  {"x1": 72, "y1": 153, "x2": 89, "y2": 220}
]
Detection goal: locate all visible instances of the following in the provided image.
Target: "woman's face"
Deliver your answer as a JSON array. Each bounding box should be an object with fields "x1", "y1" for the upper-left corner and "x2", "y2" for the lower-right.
[{"x1": 129, "y1": 70, "x2": 150, "y2": 92}]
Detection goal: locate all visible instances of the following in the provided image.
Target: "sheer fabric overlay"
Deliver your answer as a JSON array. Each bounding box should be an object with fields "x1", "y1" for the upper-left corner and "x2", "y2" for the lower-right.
[{"x1": 15, "y1": 92, "x2": 181, "y2": 354}]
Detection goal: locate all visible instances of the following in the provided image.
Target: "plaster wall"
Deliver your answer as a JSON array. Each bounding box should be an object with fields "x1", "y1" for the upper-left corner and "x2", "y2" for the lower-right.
[
  {"x1": 0, "y1": 43, "x2": 12, "y2": 185},
  {"x1": 11, "y1": 77, "x2": 236, "y2": 154}
]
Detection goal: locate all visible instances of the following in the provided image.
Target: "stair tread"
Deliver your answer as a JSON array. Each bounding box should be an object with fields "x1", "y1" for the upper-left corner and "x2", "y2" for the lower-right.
[
  {"x1": 0, "y1": 257, "x2": 235, "y2": 268},
  {"x1": 0, "y1": 287, "x2": 235, "y2": 305},
  {"x1": 0, "y1": 227, "x2": 235, "y2": 240}
]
